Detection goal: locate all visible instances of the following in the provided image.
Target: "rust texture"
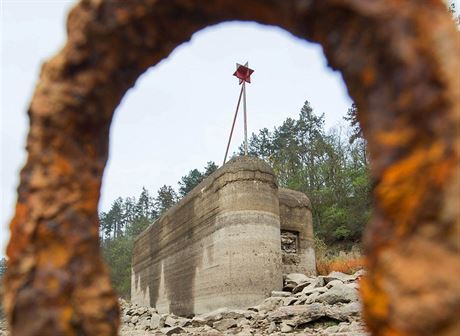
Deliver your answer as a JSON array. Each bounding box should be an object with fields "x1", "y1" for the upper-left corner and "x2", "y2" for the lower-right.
[{"x1": 3, "y1": 0, "x2": 459, "y2": 335}]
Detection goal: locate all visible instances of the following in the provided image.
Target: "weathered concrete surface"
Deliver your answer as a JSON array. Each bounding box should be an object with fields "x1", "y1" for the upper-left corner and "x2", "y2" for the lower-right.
[
  {"x1": 4, "y1": 0, "x2": 459, "y2": 335},
  {"x1": 279, "y1": 188, "x2": 316, "y2": 276},
  {"x1": 132, "y1": 156, "x2": 283, "y2": 316}
]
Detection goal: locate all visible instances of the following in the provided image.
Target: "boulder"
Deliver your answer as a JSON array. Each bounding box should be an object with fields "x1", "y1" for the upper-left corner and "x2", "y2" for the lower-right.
[
  {"x1": 150, "y1": 313, "x2": 165, "y2": 329},
  {"x1": 164, "y1": 315, "x2": 190, "y2": 327},
  {"x1": 160, "y1": 326, "x2": 184, "y2": 335},
  {"x1": 267, "y1": 322, "x2": 277, "y2": 333},
  {"x1": 271, "y1": 291, "x2": 292, "y2": 297},
  {"x1": 283, "y1": 297, "x2": 298, "y2": 306},
  {"x1": 280, "y1": 322, "x2": 294, "y2": 333},
  {"x1": 302, "y1": 286, "x2": 328, "y2": 296},
  {"x1": 212, "y1": 318, "x2": 237, "y2": 331},
  {"x1": 325, "y1": 302, "x2": 361, "y2": 322},
  {"x1": 284, "y1": 273, "x2": 310, "y2": 291},
  {"x1": 130, "y1": 315, "x2": 138, "y2": 324},
  {"x1": 268, "y1": 303, "x2": 325, "y2": 326},
  {"x1": 325, "y1": 279, "x2": 344, "y2": 289},
  {"x1": 136, "y1": 316, "x2": 150, "y2": 330},
  {"x1": 250, "y1": 297, "x2": 283, "y2": 312},
  {"x1": 315, "y1": 283, "x2": 359, "y2": 304},
  {"x1": 291, "y1": 277, "x2": 321, "y2": 294}
]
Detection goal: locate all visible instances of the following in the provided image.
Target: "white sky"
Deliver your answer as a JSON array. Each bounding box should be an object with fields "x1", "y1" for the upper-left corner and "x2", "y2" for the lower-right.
[{"x1": 1, "y1": 0, "x2": 457, "y2": 256}]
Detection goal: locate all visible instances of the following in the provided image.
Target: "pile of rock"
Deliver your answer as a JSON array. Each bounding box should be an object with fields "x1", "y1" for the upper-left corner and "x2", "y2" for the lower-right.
[{"x1": 120, "y1": 270, "x2": 369, "y2": 335}]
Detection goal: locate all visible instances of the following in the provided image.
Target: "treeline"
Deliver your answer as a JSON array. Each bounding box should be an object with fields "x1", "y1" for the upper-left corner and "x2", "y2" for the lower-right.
[
  {"x1": 0, "y1": 258, "x2": 6, "y2": 280},
  {"x1": 99, "y1": 162, "x2": 218, "y2": 297},
  {"x1": 240, "y1": 101, "x2": 371, "y2": 244},
  {"x1": 100, "y1": 100, "x2": 371, "y2": 298}
]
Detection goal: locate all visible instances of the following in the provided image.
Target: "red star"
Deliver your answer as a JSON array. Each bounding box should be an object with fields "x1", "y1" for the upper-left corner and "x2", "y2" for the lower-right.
[{"x1": 233, "y1": 62, "x2": 254, "y2": 84}]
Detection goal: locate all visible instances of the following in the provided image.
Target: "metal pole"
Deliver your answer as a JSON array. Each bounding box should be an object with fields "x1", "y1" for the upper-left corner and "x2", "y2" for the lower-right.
[
  {"x1": 223, "y1": 84, "x2": 245, "y2": 165},
  {"x1": 243, "y1": 80, "x2": 248, "y2": 155}
]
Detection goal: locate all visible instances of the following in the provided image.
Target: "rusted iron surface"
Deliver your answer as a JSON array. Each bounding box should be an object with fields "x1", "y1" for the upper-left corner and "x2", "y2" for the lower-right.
[{"x1": 4, "y1": 0, "x2": 459, "y2": 335}]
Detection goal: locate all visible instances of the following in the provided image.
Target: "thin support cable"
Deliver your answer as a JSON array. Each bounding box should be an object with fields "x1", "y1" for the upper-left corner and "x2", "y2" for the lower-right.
[{"x1": 223, "y1": 84, "x2": 245, "y2": 165}]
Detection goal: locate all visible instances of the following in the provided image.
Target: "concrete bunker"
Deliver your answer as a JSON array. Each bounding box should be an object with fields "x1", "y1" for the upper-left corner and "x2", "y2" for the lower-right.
[{"x1": 131, "y1": 156, "x2": 315, "y2": 315}]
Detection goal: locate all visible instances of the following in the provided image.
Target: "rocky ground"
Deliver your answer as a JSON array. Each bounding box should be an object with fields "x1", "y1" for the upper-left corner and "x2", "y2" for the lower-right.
[
  {"x1": 0, "y1": 270, "x2": 369, "y2": 335},
  {"x1": 0, "y1": 320, "x2": 5, "y2": 336},
  {"x1": 120, "y1": 270, "x2": 369, "y2": 335}
]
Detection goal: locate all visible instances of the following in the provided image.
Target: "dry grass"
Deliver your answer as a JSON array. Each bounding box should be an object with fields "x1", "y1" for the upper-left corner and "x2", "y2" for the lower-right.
[
  {"x1": 316, "y1": 254, "x2": 366, "y2": 275},
  {"x1": 314, "y1": 237, "x2": 366, "y2": 275}
]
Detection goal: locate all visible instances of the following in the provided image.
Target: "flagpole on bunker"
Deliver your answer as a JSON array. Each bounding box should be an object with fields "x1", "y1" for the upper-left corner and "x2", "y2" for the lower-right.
[
  {"x1": 222, "y1": 62, "x2": 254, "y2": 165},
  {"x1": 243, "y1": 80, "x2": 248, "y2": 156}
]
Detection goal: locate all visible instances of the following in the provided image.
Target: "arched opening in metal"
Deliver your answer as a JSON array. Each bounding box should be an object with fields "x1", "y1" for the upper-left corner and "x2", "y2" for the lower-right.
[{"x1": 4, "y1": 1, "x2": 459, "y2": 335}]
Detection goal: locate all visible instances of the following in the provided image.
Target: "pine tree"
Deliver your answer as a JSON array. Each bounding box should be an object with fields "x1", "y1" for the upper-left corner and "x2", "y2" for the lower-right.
[
  {"x1": 135, "y1": 187, "x2": 156, "y2": 219},
  {"x1": 178, "y1": 169, "x2": 204, "y2": 197},
  {"x1": 178, "y1": 161, "x2": 219, "y2": 197},
  {"x1": 155, "y1": 185, "x2": 178, "y2": 215},
  {"x1": 203, "y1": 161, "x2": 218, "y2": 177}
]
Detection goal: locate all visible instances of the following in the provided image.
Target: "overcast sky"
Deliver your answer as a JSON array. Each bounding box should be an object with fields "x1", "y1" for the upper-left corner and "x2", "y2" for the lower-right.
[{"x1": 2, "y1": 1, "x2": 457, "y2": 256}]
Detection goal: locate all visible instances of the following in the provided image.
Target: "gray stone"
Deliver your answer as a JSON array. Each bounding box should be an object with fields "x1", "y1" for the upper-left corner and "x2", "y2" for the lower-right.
[
  {"x1": 164, "y1": 315, "x2": 190, "y2": 327},
  {"x1": 283, "y1": 297, "x2": 298, "y2": 306},
  {"x1": 268, "y1": 303, "x2": 325, "y2": 325},
  {"x1": 199, "y1": 308, "x2": 226, "y2": 323},
  {"x1": 136, "y1": 316, "x2": 150, "y2": 330},
  {"x1": 190, "y1": 315, "x2": 208, "y2": 327},
  {"x1": 271, "y1": 291, "x2": 292, "y2": 297},
  {"x1": 130, "y1": 315, "x2": 139, "y2": 324},
  {"x1": 280, "y1": 323, "x2": 294, "y2": 333},
  {"x1": 321, "y1": 271, "x2": 362, "y2": 284},
  {"x1": 291, "y1": 280, "x2": 312, "y2": 294},
  {"x1": 346, "y1": 282, "x2": 359, "y2": 290},
  {"x1": 136, "y1": 306, "x2": 148, "y2": 316},
  {"x1": 122, "y1": 314, "x2": 131, "y2": 323},
  {"x1": 302, "y1": 286, "x2": 328, "y2": 296},
  {"x1": 306, "y1": 292, "x2": 321, "y2": 304},
  {"x1": 285, "y1": 273, "x2": 309, "y2": 287},
  {"x1": 268, "y1": 322, "x2": 277, "y2": 333},
  {"x1": 315, "y1": 283, "x2": 359, "y2": 304},
  {"x1": 212, "y1": 318, "x2": 237, "y2": 331},
  {"x1": 326, "y1": 279, "x2": 344, "y2": 289},
  {"x1": 238, "y1": 326, "x2": 254, "y2": 335},
  {"x1": 252, "y1": 297, "x2": 284, "y2": 312},
  {"x1": 150, "y1": 313, "x2": 164, "y2": 329},
  {"x1": 293, "y1": 297, "x2": 304, "y2": 305},
  {"x1": 324, "y1": 325, "x2": 340, "y2": 333},
  {"x1": 237, "y1": 318, "x2": 250, "y2": 327},
  {"x1": 160, "y1": 326, "x2": 184, "y2": 335},
  {"x1": 325, "y1": 302, "x2": 361, "y2": 321}
]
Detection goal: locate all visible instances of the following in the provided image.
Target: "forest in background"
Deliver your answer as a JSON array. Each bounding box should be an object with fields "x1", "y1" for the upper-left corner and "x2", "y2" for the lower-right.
[{"x1": 99, "y1": 100, "x2": 371, "y2": 298}]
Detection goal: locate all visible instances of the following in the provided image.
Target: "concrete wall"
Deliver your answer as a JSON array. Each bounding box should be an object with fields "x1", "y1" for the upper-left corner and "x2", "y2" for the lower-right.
[
  {"x1": 131, "y1": 156, "x2": 283, "y2": 316},
  {"x1": 279, "y1": 188, "x2": 316, "y2": 276}
]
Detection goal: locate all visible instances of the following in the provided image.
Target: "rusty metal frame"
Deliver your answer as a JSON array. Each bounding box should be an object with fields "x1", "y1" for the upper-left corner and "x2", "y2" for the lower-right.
[{"x1": 4, "y1": 0, "x2": 459, "y2": 335}]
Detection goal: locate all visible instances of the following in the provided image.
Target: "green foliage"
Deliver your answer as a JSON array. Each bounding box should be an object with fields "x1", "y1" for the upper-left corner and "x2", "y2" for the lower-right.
[
  {"x1": 155, "y1": 185, "x2": 178, "y2": 215},
  {"x1": 242, "y1": 100, "x2": 372, "y2": 244},
  {"x1": 179, "y1": 169, "x2": 203, "y2": 197},
  {"x1": 203, "y1": 161, "x2": 218, "y2": 176},
  {"x1": 343, "y1": 103, "x2": 361, "y2": 144},
  {"x1": 101, "y1": 237, "x2": 133, "y2": 298},
  {"x1": 178, "y1": 161, "x2": 219, "y2": 197}
]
